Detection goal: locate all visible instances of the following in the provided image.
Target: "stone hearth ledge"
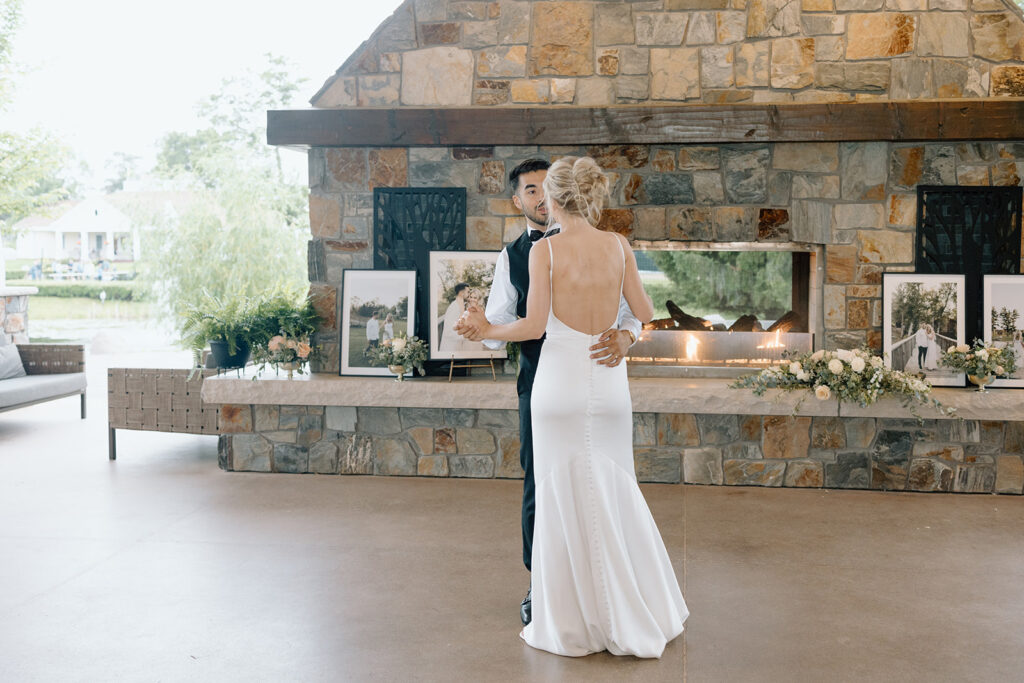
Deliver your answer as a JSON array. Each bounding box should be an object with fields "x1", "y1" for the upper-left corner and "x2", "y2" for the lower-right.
[
  {"x1": 201, "y1": 371, "x2": 1024, "y2": 421},
  {"x1": 0, "y1": 286, "x2": 39, "y2": 296}
]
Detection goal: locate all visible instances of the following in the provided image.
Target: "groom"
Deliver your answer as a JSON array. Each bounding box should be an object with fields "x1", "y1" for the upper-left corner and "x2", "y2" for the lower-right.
[{"x1": 455, "y1": 158, "x2": 642, "y2": 626}]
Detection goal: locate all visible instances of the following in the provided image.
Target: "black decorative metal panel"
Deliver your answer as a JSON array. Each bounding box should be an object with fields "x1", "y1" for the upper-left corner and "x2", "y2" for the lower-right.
[
  {"x1": 373, "y1": 187, "x2": 466, "y2": 344},
  {"x1": 916, "y1": 185, "x2": 1023, "y2": 341}
]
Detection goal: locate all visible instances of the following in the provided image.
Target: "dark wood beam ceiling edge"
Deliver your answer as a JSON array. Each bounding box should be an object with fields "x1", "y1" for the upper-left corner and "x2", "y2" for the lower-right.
[{"x1": 267, "y1": 100, "x2": 1024, "y2": 148}]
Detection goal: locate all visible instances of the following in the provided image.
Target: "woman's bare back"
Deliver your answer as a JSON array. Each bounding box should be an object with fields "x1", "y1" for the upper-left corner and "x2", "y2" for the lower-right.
[{"x1": 547, "y1": 229, "x2": 626, "y2": 335}]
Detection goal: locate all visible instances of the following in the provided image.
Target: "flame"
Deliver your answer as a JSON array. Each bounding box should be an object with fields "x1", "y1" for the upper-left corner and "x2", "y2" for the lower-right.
[
  {"x1": 756, "y1": 330, "x2": 785, "y2": 350},
  {"x1": 684, "y1": 333, "x2": 701, "y2": 361}
]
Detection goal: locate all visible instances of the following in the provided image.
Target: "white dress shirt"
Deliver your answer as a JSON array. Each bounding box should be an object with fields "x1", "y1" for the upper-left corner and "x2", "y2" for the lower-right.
[{"x1": 482, "y1": 224, "x2": 643, "y2": 350}]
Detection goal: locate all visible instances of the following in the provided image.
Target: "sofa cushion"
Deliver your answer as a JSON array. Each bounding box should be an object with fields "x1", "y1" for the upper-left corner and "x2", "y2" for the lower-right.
[
  {"x1": 0, "y1": 373, "x2": 87, "y2": 408},
  {"x1": 0, "y1": 344, "x2": 27, "y2": 380}
]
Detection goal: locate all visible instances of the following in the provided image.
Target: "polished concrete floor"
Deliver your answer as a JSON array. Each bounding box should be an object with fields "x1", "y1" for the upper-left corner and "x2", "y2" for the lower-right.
[{"x1": 2, "y1": 355, "x2": 1024, "y2": 682}]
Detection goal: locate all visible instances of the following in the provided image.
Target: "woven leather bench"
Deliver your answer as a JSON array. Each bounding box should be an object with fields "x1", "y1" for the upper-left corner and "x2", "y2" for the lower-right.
[
  {"x1": 106, "y1": 368, "x2": 220, "y2": 460},
  {"x1": 0, "y1": 344, "x2": 86, "y2": 418}
]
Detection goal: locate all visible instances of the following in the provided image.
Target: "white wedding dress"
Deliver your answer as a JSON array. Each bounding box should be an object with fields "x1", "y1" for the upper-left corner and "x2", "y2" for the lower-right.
[{"x1": 522, "y1": 238, "x2": 687, "y2": 658}]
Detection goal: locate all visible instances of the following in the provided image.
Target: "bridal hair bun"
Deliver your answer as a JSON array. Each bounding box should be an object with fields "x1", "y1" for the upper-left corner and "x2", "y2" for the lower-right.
[{"x1": 543, "y1": 156, "x2": 610, "y2": 225}]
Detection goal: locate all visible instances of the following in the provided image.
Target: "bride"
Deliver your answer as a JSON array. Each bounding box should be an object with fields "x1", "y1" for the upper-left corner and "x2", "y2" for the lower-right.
[
  {"x1": 923, "y1": 324, "x2": 940, "y2": 370},
  {"x1": 460, "y1": 157, "x2": 687, "y2": 658}
]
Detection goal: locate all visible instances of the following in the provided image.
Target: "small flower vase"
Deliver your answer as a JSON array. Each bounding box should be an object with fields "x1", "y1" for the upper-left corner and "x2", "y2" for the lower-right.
[
  {"x1": 967, "y1": 374, "x2": 994, "y2": 392},
  {"x1": 277, "y1": 361, "x2": 300, "y2": 380},
  {"x1": 388, "y1": 364, "x2": 407, "y2": 382}
]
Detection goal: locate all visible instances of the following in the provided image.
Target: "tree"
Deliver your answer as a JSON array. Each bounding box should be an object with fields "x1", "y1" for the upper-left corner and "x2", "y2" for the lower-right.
[
  {"x1": 649, "y1": 250, "x2": 792, "y2": 319},
  {"x1": 0, "y1": 0, "x2": 77, "y2": 250},
  {"x1": 137, "y1": 55, "x2": 310, "y2": 327},
  {"x1": 103, "y1": 151, "x2": 141, "y2": 194}
]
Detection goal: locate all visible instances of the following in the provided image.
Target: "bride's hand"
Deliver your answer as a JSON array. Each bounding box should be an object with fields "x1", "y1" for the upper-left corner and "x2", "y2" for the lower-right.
[{"x1": 456, "y1": 306, "x2": 490, "y2": 341}]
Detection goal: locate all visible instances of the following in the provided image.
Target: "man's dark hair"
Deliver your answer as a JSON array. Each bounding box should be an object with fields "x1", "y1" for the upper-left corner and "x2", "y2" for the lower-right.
[
  {"x1": 453, "y1": 282, "x2": 470, "y2": 296},
  {"x1": 371, "y1": 311, "x2": 379, "y2": 317},
  {"x1": 509, "y1": 158, "x2": 551, "y2": 194}
]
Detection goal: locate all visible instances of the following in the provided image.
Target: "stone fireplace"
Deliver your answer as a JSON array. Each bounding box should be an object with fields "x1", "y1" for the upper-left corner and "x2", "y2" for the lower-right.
[{"x1": 203, "y1": 0, "x2": 1024, "y2": 494}]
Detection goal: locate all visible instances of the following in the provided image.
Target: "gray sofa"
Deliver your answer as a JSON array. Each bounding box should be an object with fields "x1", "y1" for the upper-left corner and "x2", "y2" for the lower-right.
[{"x1": 0, "y1": 344, "x2": 87, "y2": 418}]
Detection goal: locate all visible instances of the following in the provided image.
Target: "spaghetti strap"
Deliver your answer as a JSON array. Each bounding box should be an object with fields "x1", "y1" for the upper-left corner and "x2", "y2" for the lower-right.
[{"x1": 615, "y1": 235, "x2": 626, "y2": 299}]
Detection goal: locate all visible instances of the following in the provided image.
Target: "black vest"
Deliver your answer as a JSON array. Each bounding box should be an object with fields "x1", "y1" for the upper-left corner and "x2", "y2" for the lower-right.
[{"x1": 507, "y1": 230, "x2": 544, "y2": 396}]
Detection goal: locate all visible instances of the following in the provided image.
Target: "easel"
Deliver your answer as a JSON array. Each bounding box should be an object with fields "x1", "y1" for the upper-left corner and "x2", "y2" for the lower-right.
[{"x1": 447, "y1": 355, "x2": 498, "y2": 382}]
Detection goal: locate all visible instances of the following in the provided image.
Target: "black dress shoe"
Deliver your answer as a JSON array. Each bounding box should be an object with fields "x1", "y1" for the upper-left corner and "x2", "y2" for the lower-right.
[{"x1": 520, "y1": 588, "x2": 532, "y2": 626}]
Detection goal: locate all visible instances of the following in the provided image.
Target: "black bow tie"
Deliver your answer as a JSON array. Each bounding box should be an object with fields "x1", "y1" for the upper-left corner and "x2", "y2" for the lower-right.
[{"x1": 529, "y1": 228, "x2": 559, "y2": 242}]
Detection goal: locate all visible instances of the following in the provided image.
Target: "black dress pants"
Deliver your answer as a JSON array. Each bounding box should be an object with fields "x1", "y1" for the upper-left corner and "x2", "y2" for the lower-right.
[{"x1": 519, "y1": 391, "x2": 535, "y2": 571}]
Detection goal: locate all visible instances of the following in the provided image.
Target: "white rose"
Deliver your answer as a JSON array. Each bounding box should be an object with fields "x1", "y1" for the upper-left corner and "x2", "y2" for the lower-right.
[
  {"x1": 797, "y1": 371, "x2": 810, "y2": 382},
  {"x1": 810, "y1": 350, "x2": 825, "y2": 362},
  {"x1": 828, "y1": 358, "x2": 844, "y2": 374},
  {"x1": 814, "y1": 385, "x2": 831, "y2": 401},
  {"x1": 789, "y1": 361, "x2": 802, "y2": 375},
  {"x1": 837, "y1": 349, "x2": 854, "y2": 362},
  {"x1": 870, "y1": 356, "x2": 883, "y2": 368},
  {"x1": 850, "y1": 357, "x2": 866, "y2": 373},
  {"x1": 978, "y1": 349, "x2": 989, "y2": 360},
  {"x1": 996, "y1": 365, "x2": 1005, "y2": 375},
  {"x1": 956, "y1": 344, "x2": 970, "y2": 353},
  {"x1": 392, "y1": 338, "x2": 407, "y2": 353}
]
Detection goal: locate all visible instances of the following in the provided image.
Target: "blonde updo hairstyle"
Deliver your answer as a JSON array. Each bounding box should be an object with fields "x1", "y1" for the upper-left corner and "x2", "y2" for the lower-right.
[{"x1": 542, "y1": 156, "x2": 610, "y2": 227}]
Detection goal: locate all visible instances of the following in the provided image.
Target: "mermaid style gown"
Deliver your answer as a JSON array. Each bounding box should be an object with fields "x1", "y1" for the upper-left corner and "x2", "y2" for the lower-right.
[{"x1": 521, "y1": 239, "x2": 688, "y2": 658}]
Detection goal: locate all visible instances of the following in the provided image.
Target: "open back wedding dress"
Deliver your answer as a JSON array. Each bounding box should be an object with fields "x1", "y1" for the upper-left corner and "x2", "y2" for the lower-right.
[{"x1": 522, "y1": 236, "x2": 687, "y2": 658}]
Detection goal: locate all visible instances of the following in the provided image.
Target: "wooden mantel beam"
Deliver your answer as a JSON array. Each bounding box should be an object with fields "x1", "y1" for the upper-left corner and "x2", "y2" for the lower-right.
[{"x1": 267, "y1": 100, "x2": 1024, "y2": 148}]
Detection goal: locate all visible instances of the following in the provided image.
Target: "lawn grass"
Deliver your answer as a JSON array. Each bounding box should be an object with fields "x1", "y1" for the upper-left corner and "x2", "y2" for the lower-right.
[{"x1": 27, "y1": 296, "x2": 154, "y2": 320}]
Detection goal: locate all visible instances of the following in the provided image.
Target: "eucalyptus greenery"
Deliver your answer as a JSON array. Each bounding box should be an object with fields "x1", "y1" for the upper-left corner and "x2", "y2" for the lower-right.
[{"x1": 730, "y1": 347, "x2": 951, "y2": 417}]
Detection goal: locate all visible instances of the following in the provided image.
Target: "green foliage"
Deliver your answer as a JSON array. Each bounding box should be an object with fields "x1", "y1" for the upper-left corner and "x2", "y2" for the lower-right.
[
  {"x1": 5, "y1": 279, "x2": 141, "y2": 301},
  {"x1": 995, "y1": 306, "x2": 1020, "y2": 336},
  {"x1": 646, "y1": 251, "x2": 791, "y2": 319},
  {"x1": 249, "y1": 293, "x2": 320, "y2": 349},
  {"x1": 731, "y1": 347, "x2": 950, "y2": 418},
  {"x1": 890, "y1": 282, "x2": 957, "y2": 339},
  {"x1": 0, "y1": 0, "x2": 78, "y2": 240},
  {"x1": 102, "y1": 151, "x2": 141, "y2": 194},
  {"x1": 366, "y1": 335, "x2": 429, "y2": 376},
  {"x1": 137, "y1": 55, "x2": 310, "y2": 332},
  {"x1": 182, "y1": 290, "x2": 321, "y2": 368},
  {"x1": 940, "y1": 340, "x2": 1018, "y2": 378}
]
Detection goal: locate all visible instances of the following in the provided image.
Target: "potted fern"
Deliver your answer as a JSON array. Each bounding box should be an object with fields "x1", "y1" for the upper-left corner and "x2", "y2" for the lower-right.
[{"x1": 182, "y1": 295, "x2": 256, "y2": 370}]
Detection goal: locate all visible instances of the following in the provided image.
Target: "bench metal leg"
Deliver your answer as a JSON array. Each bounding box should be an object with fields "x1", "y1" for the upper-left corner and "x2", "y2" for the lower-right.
[
  {"x1": 81, "y1": 392, "x2": 87, "y2": 419},
  {"x1": 109, "y1": 427, "x2": 116, "y2": 460}
]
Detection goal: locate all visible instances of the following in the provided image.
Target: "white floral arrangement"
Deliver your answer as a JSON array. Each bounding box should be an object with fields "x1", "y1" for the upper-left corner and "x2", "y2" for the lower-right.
[
  {"x1": 939, "y1": 340, "x2": 1017, "y2": 378},
  {"x1": 367, "y1": 334, "x2": 428, "y2": 376},
  {"x1": 730, "y1": 347, "x2": 949, "y2": 415}
]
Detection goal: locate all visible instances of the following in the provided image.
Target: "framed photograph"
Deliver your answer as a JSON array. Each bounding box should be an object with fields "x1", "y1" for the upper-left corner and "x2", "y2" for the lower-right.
[
  {"x1": 983, "y1": 274, "x2": 1024, "y2": 388},
  {"x1": 882, "y1": 273, "x2": 966, "y2": 387},
  {"x1": 428, "y1": 251, "x2": 508, "y2": 361},
  {"x1": 340, "y1": 269, "x2": 416, "y2": 377}
]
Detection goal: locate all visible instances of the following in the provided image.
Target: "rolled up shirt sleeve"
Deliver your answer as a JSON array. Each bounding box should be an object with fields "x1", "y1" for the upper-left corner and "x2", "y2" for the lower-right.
[
  {"x1": 616, "y1": 295, "x2": 642, "y2": 346},
  {"x1": 483, "y1": 247, "x2": 518, "y2": 350}
]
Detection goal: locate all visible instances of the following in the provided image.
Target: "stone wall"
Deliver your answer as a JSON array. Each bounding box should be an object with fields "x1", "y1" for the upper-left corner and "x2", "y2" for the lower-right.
[
  {"x1": 305, "y1": 140, "x2": 1024, "y2": 373},
  {"x1": 1, "y1": 294, "x2": 30, "y2": 345},
  {"x1": 312, "y1": 0, "x2": 1024, "y2": 107},
  {"x1": 216, "y1": 402, "x2": 1024, "y2": 494}
]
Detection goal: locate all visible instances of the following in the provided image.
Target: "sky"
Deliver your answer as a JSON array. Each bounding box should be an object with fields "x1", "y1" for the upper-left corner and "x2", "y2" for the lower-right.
[{"x1": 5, "y1": 0, "x2": 400, "y2": 190}]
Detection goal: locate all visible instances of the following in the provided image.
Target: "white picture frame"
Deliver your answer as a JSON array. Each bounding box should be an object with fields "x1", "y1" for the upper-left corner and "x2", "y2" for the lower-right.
[
  {"x1": 428, "y1": 251, "x2": 508, "y2": 361},
  {"x1": 340, "y1": 269, "x2": 417, "y2": 377},
  {"x1": 882, "y1": 273, "x2": 966, "y2": 387},
  {"x1": 983, "y1": 274, "x2": 1024, "y2": 388}
]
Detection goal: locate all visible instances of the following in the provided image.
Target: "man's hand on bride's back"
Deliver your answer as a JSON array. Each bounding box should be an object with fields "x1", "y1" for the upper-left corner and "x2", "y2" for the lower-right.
[{"x1": 455, "y1": 305, "x2": 489, "y2": 342}]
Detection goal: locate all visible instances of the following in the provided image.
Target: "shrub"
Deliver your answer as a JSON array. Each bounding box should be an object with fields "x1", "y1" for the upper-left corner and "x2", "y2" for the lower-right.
[{"x1": 6, "y1": 279, "x2": 143, "y2": 301}]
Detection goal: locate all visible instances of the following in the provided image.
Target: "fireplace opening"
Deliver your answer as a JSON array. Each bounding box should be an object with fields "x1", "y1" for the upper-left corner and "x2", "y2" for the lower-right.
[{"x1": 627, "y1": 242, "x2": 820, "y2": 376}]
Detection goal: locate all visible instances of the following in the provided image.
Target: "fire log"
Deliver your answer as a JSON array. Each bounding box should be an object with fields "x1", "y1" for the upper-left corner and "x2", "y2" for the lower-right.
[
  {"x1": 766, "y1": 310, "x2": 807, "y2": 333},
  {"x1": 728, "y1": 314, "x2": 764, "y2": 332},
  {"x1": 666, "y1": 300, "x2": 711, "y2": 331}
]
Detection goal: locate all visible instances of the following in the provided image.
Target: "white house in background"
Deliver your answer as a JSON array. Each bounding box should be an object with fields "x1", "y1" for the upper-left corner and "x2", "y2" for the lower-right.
[
  {"x1": 12, "y1": 191, "x2": 191, "y2": 265},
  {"x1": 14, "y1": 196, "x2": 136, "y2": 263}
]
